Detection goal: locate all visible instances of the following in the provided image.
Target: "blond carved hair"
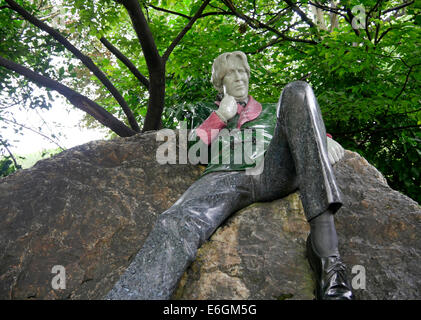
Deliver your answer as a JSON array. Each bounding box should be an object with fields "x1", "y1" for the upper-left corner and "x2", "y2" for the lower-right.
[{"x1": 211, "y1": 51, "x2": 250, "y2": 93}]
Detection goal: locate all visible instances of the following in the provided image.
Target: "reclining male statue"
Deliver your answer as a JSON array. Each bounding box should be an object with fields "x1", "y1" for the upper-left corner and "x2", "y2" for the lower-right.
[{"x1": 106, "y1": 51, "x2": 354, "y2": 300}]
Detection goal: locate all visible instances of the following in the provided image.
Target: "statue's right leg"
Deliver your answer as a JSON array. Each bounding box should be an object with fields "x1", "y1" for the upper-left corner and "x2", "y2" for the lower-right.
[
  {"x1": 261, "y1": 81, "x2": 353, "y2": 300},
  {"x1": 105, "y1": 171, "x2": 255, "y2": 300}
]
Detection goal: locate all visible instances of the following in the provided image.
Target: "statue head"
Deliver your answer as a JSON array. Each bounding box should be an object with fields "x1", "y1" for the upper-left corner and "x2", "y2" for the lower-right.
[{"x1": 211, "y1": 51, "x2": 250, "y2": 101}]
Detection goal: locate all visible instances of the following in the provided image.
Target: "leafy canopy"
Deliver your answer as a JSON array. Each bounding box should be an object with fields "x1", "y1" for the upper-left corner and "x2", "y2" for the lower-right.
[{"x1": 0, "y1": 0, "x2": 420, "y2": 202}]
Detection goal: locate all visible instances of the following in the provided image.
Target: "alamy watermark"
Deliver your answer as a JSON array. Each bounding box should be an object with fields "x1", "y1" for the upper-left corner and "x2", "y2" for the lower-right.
[
  {"x1": 351, "y1": 264, "x2": 366, "y2": 290},
  {"x1": 352, "y1": 5, "x2": 366, "y2": 29},
  {"x1": 51, "y1": 265, "x2": 66, "y2": 290},
  {"x1": 155, "y1": 122, "x2": 266, "y2": 176}
]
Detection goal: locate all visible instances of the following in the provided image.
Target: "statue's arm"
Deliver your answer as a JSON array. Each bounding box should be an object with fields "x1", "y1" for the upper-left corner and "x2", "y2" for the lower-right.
[
  {"x1": 191, "y1": 94, "x2": 238, "y2": 145},
  {"x1": 195, "y1": 112, "x2": 227, "y2": 145}
]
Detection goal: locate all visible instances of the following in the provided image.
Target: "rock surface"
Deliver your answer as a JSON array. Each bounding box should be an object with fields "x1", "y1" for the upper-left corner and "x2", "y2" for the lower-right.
[{"x1": 0, "y1": 132, "x2": 420, "y2": 300}]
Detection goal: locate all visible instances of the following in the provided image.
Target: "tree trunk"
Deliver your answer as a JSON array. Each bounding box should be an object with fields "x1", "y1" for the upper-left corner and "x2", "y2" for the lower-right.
[{"x1": 143, "y1": 66, "x2": 166, "y2": 132}]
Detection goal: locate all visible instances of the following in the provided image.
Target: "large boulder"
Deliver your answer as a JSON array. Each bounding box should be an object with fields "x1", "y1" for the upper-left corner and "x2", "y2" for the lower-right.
[{"x1": 0, "y1": 132, "x2": 419, "y2": 299}]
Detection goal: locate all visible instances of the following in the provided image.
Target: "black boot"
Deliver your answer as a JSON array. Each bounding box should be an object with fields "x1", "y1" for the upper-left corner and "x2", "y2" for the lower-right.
[{"x1": 306, "y1": 234, "x2": 354, "y2": 300}]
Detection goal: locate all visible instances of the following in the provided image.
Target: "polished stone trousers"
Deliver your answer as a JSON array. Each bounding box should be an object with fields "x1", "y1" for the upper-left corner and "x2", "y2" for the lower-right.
[{"x1": 106, "y1": 81, "x2": 342, "y2": 300}]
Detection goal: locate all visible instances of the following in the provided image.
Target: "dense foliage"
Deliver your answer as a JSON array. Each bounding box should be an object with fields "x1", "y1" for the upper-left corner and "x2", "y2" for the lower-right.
[{"x1": 0, "y1": 0, "x2": 420, "y2": 202}]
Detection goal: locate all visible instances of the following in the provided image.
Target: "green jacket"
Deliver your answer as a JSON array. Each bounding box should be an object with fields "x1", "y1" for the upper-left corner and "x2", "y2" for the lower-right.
[{"x1": 188, "y1": 96, "x2": 278, "y2": 175}]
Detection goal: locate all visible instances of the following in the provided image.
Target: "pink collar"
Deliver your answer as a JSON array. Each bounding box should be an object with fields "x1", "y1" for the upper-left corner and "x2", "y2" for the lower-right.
[{"x1": 214, "y1": 95, "x2": 262, "y2": 128}]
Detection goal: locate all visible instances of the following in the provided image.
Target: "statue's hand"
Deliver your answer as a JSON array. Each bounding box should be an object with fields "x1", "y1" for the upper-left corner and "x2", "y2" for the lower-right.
[
  {"x1": 215, "y1": 93, "x2": 237, "y2": 122},
  {"x1": 327, "y1": 137, "x2": 345, "y2": 165}
]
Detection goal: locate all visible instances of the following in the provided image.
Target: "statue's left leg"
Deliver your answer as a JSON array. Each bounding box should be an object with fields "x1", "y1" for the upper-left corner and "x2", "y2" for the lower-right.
[
  {"x1": 105, "y1": 171, "x2": 255, "y2": 300},
  {"x1": 264, "y1": 81, "x2": 354, "y2": 300}
]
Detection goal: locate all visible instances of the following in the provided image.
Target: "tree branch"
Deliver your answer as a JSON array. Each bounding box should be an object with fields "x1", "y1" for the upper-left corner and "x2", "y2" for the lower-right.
[
  {"x1": 1, "y1": 117, "x2": 65, "y2": 150},
  {"x1": 309, "y1": 1, "x2": 347, "y2": 18},
  {"x1": 376, "y1": 27, "x2": 392, "y2": 44},
  {"x1": 115, "y1": 0, "x2": 162, "y2": 72},
  {"x1": 383, "y1": 107, "x2": 421, "y2": 118},
  {"x1": 345, "y1": 7, "x2": 361, "y2": 36},
  {"x1": 283, "y1": 0, "x2": 317, "y2": 29},
  {"x1": 394, "y1": 65, "x2": 413, "y2": 101},
  {"x1": 162, "y1": 0, "x2": 211, "y2": 62},
  {"x1": 147, "y1": 3, "x2": 234, "y2": 20},
  {"x1": 0, "y1": 138, "x2": 20, "y2": 169},
  {"x1": 266, "y1": 8, "x2": 291, "y2": 25},
  {"x1": 0, "y1": 56, "x2": 137, "y2": 137},
  {"x1": 222, "y1": 0, "x2": 318, "y2": 45},
  {"x1": 147, "y1": 4, "x2": 191, "y2": 19},
  {"x1": 365, "y1": 0, "x2": 384, "y2": 42},
  {"x1": 222, "y1": 0, "x2": 258, "y2": 26},
  {"x1": 367, "y1": 0, "x2": 383, "y2": 18},
  {"x1": 383, "y1": 1, "x2": 415, "y2": 14},
  {"x1": 374, "y1": 21, "x2": 380, "y2": 43},
  {"x1": 99, "y1": 37, "x2": 149, "y2": 89},
  {"x1": 200, "y1": 11, "x2": 234, "y2": 18},
  {"x1": 5, "y1": 0, "x2": 140, "y2": 133},
  {"x1": 115, "y1": 0, "x2": 166, "y2": 132}
]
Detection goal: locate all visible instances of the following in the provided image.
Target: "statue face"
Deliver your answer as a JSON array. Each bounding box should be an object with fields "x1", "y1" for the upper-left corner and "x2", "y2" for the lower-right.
[{"x1": 222, "y1": 56, "x2": 249, "y2": 101}]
